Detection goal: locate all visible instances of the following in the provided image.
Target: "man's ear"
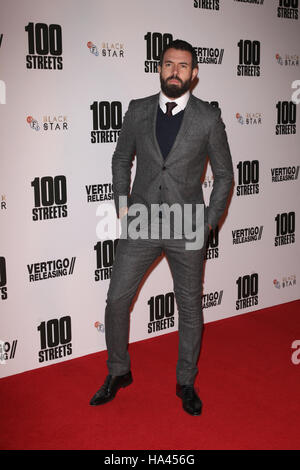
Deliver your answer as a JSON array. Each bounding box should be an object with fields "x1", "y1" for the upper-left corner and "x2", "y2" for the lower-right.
[
  {"x1": 158, "y1": 64, "x2": 161, "y2": 74},
  {"x1": 192, "y1": 67, "x2": 198, "y2": 81}
]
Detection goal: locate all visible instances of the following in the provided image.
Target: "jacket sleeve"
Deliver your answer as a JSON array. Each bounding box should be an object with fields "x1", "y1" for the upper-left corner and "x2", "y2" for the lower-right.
[
  {"x1": 206, "y1": 108, "x2": 234, "y2": 230},
  {"x1": 112, "y1": 100, "x2": 136, "y2": 216}
]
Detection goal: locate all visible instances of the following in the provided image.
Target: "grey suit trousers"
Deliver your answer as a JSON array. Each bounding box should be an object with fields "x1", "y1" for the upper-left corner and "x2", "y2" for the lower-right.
[{"x1": 104, "y1": 225, "x2": 209, "y2": 385}]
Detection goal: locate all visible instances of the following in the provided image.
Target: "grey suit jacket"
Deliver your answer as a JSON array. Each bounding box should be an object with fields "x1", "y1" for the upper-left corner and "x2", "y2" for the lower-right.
[{"x1": 112, "y1": 92, "x2": 234, "y2": 235}]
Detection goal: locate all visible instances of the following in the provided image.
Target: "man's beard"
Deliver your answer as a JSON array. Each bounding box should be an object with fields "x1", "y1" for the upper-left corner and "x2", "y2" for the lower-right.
[{"x1": 160, "y1": 74, "x2": 192, "y2": 99}]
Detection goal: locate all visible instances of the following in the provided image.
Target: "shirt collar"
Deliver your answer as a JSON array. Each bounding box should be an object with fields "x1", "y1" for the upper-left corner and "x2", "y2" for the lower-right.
[{"x1": 159, "y1": 90, "x2": 190, "y2": 115}]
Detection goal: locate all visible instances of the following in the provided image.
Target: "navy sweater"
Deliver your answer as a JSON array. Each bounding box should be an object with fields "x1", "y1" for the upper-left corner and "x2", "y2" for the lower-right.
[{"x1": 156, "y1": 106, "x2": 184, "y2": 160}]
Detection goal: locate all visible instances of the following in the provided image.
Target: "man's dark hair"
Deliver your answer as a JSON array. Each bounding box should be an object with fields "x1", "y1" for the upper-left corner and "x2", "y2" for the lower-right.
[{"x1": 159, "y1": 39, "x2": 198, "y2": 70}]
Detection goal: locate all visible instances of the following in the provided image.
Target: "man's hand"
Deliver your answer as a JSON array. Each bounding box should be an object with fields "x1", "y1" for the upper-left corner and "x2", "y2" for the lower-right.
[{"x1": 119, "y1": 207, "x2": 128, "y2": 219}]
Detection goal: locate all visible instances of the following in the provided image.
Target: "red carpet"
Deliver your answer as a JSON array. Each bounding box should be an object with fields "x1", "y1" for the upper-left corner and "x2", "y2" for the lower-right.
[{"x1": 1, "y1": 300, "x2": 300, "y2": 450}]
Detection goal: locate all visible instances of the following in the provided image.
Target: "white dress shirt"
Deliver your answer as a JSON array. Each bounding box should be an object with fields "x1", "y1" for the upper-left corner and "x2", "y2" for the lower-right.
[{"x1": 159, "y1": 90, "x2": 190, "y2": 116}]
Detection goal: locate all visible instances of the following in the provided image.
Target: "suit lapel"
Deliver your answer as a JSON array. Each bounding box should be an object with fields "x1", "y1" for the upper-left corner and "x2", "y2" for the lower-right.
[{"x1": 148, "y1": 93, "x2": 164, "y2": 162}]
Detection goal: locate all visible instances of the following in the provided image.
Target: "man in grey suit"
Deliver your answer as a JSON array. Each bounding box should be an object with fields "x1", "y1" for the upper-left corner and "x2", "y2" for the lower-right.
[{"x1": 90, "y1": 39, "x2": 234, "y2": 415}]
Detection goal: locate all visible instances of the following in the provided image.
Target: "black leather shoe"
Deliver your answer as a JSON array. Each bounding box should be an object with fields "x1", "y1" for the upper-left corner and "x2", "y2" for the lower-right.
[
  {"x1": 176, "y1": 384, "x2": 202, "y2": 416},
  {"x1": 90, "y1": 371, "x2": 133, "y2": 406}
]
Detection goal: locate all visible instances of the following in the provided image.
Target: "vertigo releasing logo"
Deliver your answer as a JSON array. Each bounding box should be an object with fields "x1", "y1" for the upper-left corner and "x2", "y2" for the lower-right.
[
  {"x1": 271, "y1": 165, "x2": 299, "y2": 182},
  {"x1": 0, "y1": 256, "x2": 7, "y2": 300},
  {"x1": 202, "y1": 290, "x2": 223, "y2": 310},
  {"x1": 234, "y1": 0, "x2": 264, "y2": 5},
  {"x1": 0, "y1": 340, "x2": 17, "y2": 364},
  {"x1": 86, "y1": 182, "x2": 114, "y2": 203},
  {"x1": 194, "y1": 46, "x2": 224, "y2": 65},
  {"x1": 274, "y1": 211, "x2": 295, "y2": 246},
  {"x1": 31, "y1": 175, "x2": 68, "y2": 221},
  {"x1": 237, "y1": 40, "x2": 260, "y2": 77},
  {"x1": 25, "y1": 22, "x2": 63, "y2": 70},
  {"x1": 232, "y1": 225, "x2": 263, "y2": 245},
  {"x1": 27, "y1": 257, "x2": 76, "y2": 282}
]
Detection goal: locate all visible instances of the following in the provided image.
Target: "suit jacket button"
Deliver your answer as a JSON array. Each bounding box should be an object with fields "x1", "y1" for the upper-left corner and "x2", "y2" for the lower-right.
[{"x1": 162, "y1": 166, "x2": 166, "y2": 170}]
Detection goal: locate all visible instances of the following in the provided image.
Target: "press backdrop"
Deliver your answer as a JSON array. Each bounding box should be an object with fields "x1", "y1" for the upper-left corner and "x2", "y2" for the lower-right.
[{"x1": 0, "y1": 0, "x2": 299, "y2": 377}]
